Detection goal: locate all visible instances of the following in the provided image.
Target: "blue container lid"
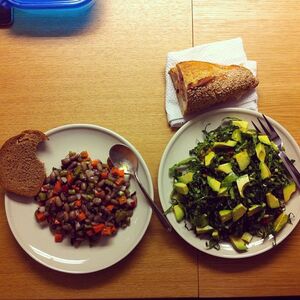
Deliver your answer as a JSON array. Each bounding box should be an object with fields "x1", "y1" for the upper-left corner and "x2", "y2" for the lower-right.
[{"x1": 5, "y1": 0, "x2": 94, "y2": 9}]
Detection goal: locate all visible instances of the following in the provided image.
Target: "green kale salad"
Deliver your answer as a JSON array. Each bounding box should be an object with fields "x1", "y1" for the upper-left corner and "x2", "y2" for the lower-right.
[{"x1": 168, "y1": 118, "x2": 297, "y2": 252}]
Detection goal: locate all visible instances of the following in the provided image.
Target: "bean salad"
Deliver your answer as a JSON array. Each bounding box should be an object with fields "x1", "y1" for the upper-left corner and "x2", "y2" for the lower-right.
[{"x1": 34, "y1": 150, "x2": 137, "y2": 247}]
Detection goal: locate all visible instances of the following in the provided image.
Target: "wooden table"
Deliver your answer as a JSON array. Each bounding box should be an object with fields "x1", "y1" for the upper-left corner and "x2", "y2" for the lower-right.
[{"x1": 0, "y1": 0, "x2": 299, "y2": 298}]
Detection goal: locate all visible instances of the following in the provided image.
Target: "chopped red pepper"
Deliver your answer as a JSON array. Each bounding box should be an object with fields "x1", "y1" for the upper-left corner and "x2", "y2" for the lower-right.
[
  {"x1": 53, "y1": 181, "x2": 62, "y2": 194},
  {"x1": 117, "y1": 195, "x2": 127, "y2": 205},
  {"x1": 101, "y1": 225, "x2": 116, "y2": 236},
  {"x1": 35, "y1": 211, "x2": 46, "y2": 222},
  {"x1": 111, "y1": 167, "x2": 124, "y2": 177},
  {"x1": 77, "y1": 211, "x2": 86, "y2": 221},
  {"x1": 67, "y1": 172, "x2": 74, "y2": 184},
  {"x1": 106, "y1": 204, "x2": 115, "y2": 212},
  {"x1": 54, "y1": 233, "x2": 63, "y2": 243},
  {"x1": 74, "y1": 200, "x2": 82, "y2": 207},
  {"x1": 101, "y1": 171, "x2": 109, "y2": 179},
  {"x1": 115, "y1": 177, "x2": 125, "y2": 186},
  {"x1": 93, "y1": 223, "x2": 105, "y2": 234},
  {"x1": 80, "y1": 151, "x2": 89, "y2": 159},
  {"x1": 91, "y1": 159, "x2": 100, "y2": 168}
]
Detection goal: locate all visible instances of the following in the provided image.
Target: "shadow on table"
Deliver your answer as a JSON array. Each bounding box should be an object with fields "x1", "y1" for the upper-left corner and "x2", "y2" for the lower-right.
[{"x1": 9, "y1": 1, "x2": 101, "y2": 37}]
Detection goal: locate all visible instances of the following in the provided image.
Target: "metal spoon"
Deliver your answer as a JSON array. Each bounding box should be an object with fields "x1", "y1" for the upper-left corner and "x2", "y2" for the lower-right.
[{"x1": 109, "y1": 144, "x2": 172, "y2": 232}]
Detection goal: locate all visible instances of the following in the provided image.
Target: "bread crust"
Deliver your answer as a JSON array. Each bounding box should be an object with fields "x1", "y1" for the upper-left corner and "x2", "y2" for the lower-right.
[
  {"x1": 0, "y1": 130, "x2": 48, "y2": 197},
  {"x1": 169, "y1": 61, "x2": 259, "y2": 116}
]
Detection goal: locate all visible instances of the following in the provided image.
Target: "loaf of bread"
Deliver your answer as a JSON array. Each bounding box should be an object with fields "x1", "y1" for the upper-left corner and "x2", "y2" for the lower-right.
[
  {"x1": 169, "y1": 61, "x2": 259, "y2": 116},
  {"x1": 0, "y1": 130, "x2": 48, "y2": 197}
]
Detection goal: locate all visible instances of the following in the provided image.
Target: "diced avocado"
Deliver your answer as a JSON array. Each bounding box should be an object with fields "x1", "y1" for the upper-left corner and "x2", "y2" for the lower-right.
[
  {"x1": 258, "y1": 135, "x2": 271, "y2": 145},
  {"x1": 217, "y1": 162, "x2": 233, "y2": 174},
  {"x1": 241, "y1": 232, "x2": 253, "y2": 244},
  {"x1": 247, "y1": 204, "x2": 264, "y2": 217},
  {"x1": 271, "y1": 141, "x2": 279, "y2": 152},
  {"x1": 232, "y1": 129, "x2": 242, "y2": 142},
  {"x1": 255, "y1": 143, "x2": 266, "y2": 162},
  {"x1": 178, "y1": 172, "x2": 194, "y2": 184},
  {"x1": 234, "y1": 150, "x2": 250, "y2": 171},
  {"x1": 207, "y1": 176, "x2": 221, "y2": 192},
  {"x1": 229, "y1": 236, "x2": 247, "y2": 251},
  {"x1": 283, "y1": 182, "x2": 296, "y2": 203},
  {"x1": 259, "y1": 161, "x2": 271, "y2": 179},
  {"x1": 273, "y1": 212, "x2": 289, "y2": 233},
  {"x1": 266, "y1": 192, "x2": 280, "y2": 208},
  {"x1": 236, "y1": 174, "x2": 250, "y2": 198},
  {"x1": 222, "y1": 172, "x2": 238, "y2": 188},
  {"x1": 219, "y1": 210, "x2": 232, "y2": 223},
  {"x1": 218, "y1": 186, "x2": 228, "y2": 196},
  {"x1": 213, "y1": 140, "x2": 237, "y2": 148},
  {"x1": 174, "y1": 182, "x2": 189, "y2": 195},
  {"x1": 245, "y1": 129, "x2": 256, "y2": 136},
  {"x1": 232, "y1": 120, "x2": 249, "y2": 132},
  {"x1": 229, "y1": 187, "x2": 235, "y2": 200},
  {"x1": 205, "y1": 151, "x2": 216, "y2": 166},
  {"x1": 196, "y1": 225, "x2": 214, "y2": 235},
  {"x1": 173, "y1": 205, "x2": 185, "y2": 222},
  {"x1": 232, "y1": 203, "x2": 247, "y2": 222},
  {"x1": 212, "y1": 230, "x2": 219, "y2": 239},
  {"x1": 198, "y1": 214, "x2": 209, "y2": 227}
]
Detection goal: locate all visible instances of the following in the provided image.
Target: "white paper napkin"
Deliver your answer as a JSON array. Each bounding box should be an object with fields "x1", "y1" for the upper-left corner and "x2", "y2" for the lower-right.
[{"x1": 165, "y1": 38, "x2": 258, "y2": 128}]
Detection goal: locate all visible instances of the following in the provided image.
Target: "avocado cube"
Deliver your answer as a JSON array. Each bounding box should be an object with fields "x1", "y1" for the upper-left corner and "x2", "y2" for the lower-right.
[
  {"x1": 212, "y1": 230, "x2": 219, "y2": 239},
  {"x1": 236, "y1": 174, "x2": 250, "y2": 198},
  {"x1": 241, "y1": 232, "x2": 253, "y2": 244},
  {"x1": 221, "y1": 172, "x2": 238, "y2": 188},
  {"x1": 273, "y1": 212, "x2": 289, "y2": 233},
  {"x1": 259, "y1": 161, "x2": 271, "y2": 179},
  {"x1": 255, "y1": 143, "x2": 266, "y2": 162},
  {"x1": 232, "y1": 129, "x2": 242, "y2": 142},
  {"x1": 174, "y1": 182, "x2": 189, "y2": 195},
  {"x1": 178, "y1": 172, "x2": 194, "y2": 184},
  {"x1": 217, "y1": 162, "x2": 233, "y2": 174},
  {"x1": 258, "y1": 135, "x2": 271, "y2": 145},
  {"x1": 196, "y1": 225, "x2": 214, "y2": 235},
  {"x1": 283, "y1": 182, "x2": 296, "y2": 203},
  {"x1": 232, "y1": 203, "x2": 247, "y2": 222},
  {"x1": 232, "y1": 120, "x2": 249, "y2": 132},
  {"x1": 247, "y1": 204, "x2": 264, "y2": 217},
  {"x1": 219, "y1": 210, "x2": 232, "y2": 223},
  {"x1": 213, "y1": 140, "x2": 237, "y2": 148},
  {"x1": 204, "y1": 151, "x2": 216, "y2": 166},
  {"x1": 207, "y1": 176, "x2": 221, "y2": 192},
  {"x1": 235, "y1": 150, "x2": 250, "y2": 171},
  {"x1": 229, "y1": 235, "x2": 247, "y2": 251},
  {"x1": 173, "y1": 205, "x2": 185, "y2": 222},
  {"x1": 266, "y1": 192, "x2": 280, "y2": 208}
]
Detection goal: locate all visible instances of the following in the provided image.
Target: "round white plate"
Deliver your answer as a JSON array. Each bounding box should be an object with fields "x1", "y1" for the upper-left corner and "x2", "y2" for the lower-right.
[
  {"x1": 158, "y1": 108, "x2": 300, "y2": 258},
  {"x1": 5, "y1": 124, "x2": 153, "y2": 273}
]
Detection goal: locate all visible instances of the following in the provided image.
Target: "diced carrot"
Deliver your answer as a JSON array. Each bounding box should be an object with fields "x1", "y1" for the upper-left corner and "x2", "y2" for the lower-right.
[
  {"x1": 77, "y1": 211, "x2": 86, "y2": 221},
  {"x1": 106, "y1": 204, "x2": 115, "y2": 212},
  {"x1": 35, "y1": 211, "x2": 46, "y2": 222},
  {"x1": 67, "y1": 173, "x2": 74, "y2": 184},
  {"x1": 80, "y1": 151, "x2": 89, "y2": 159},
  {"x1": 115, "y1": 177, "x2": 125, "y2": 186},
  {"x1": 111, "y1": 167, "x2": 124, "y2": 177},
  {"x1": 53, "y1": 181, "x2": 62, "y2": 194},
  {"x1": 74, "y1": 200, "x2": 82, "y2": 207},
  {"x1": 54, "y1": 233, "x2": 63, "y2": 243},
  {"x1": 91, "y1": 159, "x2": 100, "y2": 168},
  {"x1": 93, "y1": 223, "x2": 105, "y2": 233},
  {"x1": 101, "y1": 225, "x2": 116, "y2": 236},
  {"x1": 117, "y1": 195, "x2": 127, "y2": 205},
  {"x1": 101, "y1": 171, "x2": 109, "y2": 179}
]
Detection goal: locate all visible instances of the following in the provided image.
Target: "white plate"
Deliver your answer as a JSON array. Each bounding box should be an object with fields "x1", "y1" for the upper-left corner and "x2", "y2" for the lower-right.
[
  {"x1": 5, "y1": 124, "x2": 153, "y2": 273},
  {"x1": 158, "y1": 108, "x2": 300, "y2": 258}
]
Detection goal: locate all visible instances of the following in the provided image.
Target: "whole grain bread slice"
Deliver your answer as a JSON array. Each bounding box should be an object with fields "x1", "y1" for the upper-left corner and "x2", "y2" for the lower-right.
[{"x1": 0, "y1": 130, "x2": 48, "y2": 197}]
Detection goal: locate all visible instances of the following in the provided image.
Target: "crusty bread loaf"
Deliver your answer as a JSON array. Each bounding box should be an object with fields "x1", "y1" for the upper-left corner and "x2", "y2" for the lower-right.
[
  {"x1": 0, "y1": 130, "x2": 48, "y2": 197},
  {"x1": 169, "y1": 61, "x2": 259, "y2": 116}
]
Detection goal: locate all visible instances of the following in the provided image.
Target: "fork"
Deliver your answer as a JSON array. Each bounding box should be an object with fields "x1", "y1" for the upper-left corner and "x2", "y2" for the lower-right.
[{"x1": 252, "y1": 114, "x2": 300, "y2": 189}]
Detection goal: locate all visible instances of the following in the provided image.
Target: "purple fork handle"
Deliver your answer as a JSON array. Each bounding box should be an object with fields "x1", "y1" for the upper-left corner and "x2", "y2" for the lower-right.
[{"x1": 278, "y1": 150, "x2": 300, "y2": 189}]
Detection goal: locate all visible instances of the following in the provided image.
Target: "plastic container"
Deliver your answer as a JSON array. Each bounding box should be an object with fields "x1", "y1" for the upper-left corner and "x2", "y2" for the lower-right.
[{"x1": 0, "y1": 0, "x2": 94, "y2": 27}]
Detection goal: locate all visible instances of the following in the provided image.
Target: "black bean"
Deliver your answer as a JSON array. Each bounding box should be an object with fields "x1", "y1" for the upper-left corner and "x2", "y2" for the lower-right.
[
  {"x1": 55, "y1": 196, "x2": 63, "y2": 207},
  {"x1": 61, "y1": 157, "x2": 71, "y2": 166},
  {"x1": 69, "y1": 211, "x2": 76, "y2": 220},
  {"x1": 70, "y1": 153, "x2": 80, "y2": 161},
  {"x1": 63, "y1": 203, "x2": 70, "y2": 212},
  {"x1": 50, "y1": 171, "x2": 56, "y2": 182}
]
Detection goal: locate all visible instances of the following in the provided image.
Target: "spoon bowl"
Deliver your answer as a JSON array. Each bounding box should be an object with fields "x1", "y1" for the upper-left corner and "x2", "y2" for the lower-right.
[{"x1": 109, "y1": 144, "x2": 172, "y2": 232}]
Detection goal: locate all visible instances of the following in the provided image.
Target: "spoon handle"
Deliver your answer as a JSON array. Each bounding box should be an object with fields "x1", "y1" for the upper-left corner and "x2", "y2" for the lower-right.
[{"x1": 133, "y1": 171, "x2": 173, "y2": 232}]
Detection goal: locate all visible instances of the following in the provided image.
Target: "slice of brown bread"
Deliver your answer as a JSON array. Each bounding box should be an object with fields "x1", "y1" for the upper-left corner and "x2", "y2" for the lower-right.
[{"x1": 0, "y1": 130, "x2": 48, "y2": 197}]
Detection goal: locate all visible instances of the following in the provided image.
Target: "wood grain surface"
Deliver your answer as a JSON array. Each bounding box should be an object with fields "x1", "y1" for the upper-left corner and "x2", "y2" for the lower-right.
[
  {"x1": 193, "y1": 0, "x2": 300, "y2": 297},
  {"x1": 1, "y1": 0, "x2": 300, "y2": 298}
]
